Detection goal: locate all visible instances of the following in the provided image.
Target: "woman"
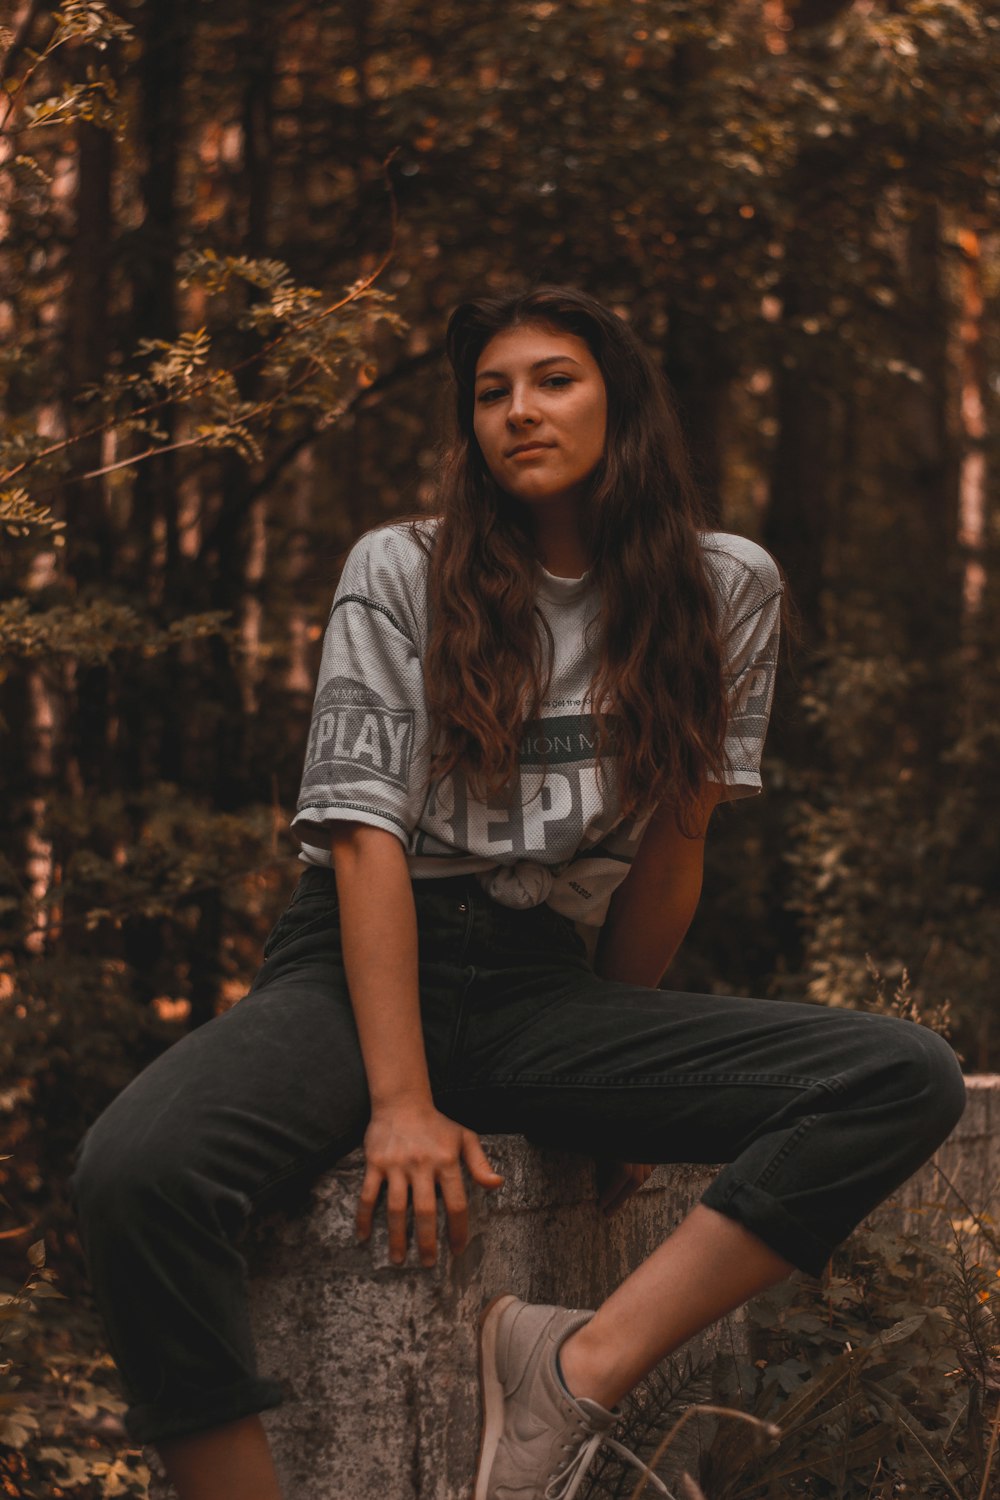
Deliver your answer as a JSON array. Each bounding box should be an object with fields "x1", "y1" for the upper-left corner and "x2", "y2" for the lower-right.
[{"x1": 70, "y1": 286, "x2": 966, "y2": 1500}]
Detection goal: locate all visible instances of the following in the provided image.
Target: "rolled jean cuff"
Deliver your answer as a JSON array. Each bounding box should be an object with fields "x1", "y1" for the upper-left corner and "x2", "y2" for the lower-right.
[
  {"x1": 700, "y1": 1176, "x2": 834, "y2": 1280},
  {"x1": 124, "y1": 1375, "x2": 286, "y2": 1446}
]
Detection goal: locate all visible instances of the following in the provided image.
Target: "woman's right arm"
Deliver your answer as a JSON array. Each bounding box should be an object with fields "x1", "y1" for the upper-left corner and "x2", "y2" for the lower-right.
[{"x1": 328, "y1": 824, "x2": 503, "y2": 1267}]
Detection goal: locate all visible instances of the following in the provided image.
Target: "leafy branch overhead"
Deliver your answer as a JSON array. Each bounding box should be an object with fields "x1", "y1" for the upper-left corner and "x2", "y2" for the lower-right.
[
  {"x1": 1, "y1": 262, "x2": 404, "y2": 493},
  {"x1": 0, "y1": 488, "x2": 66, "y2": 543},
  {"x1": 0, "y1": 2, "x2": 135, "y2": 141},
  {"x1": 2, "y1": 9, "x2": 405, "y2": 500}
]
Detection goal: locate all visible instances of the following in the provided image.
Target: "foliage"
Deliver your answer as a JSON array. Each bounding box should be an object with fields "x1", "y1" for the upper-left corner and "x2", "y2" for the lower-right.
[
  {"x1": 0, "y1": 788, "x2": 286, "y2": 1231},
  {"x1": 0, "y1": 1231, "x2": 64, "y2": 1452},
  {"x1": 782, "y1": 629, "x2": 1000, "y2": 1068},
  {"x1": 57, "y1": 262, "x2": 406, "y2": 478},
  {"x1": 699, "y1": 1214, "x2": 1000, "y2": 1498},
  {"x1": 0, "y1": 1224, "x2": 148, "y2": 1498},
  {"x1": 0, "y1": 3, "x2": 134, "y2": 144},
  {"x1": 582, "y1": 1352, "x2": 718, "y2": 1497},
  {"x1": 0, "y1": 598, "x2": 233, "y2": 662},
  {"x1": 576, "y1": 1212, "x2": 1000, "y2": 1500},
  {"x1": 0, "y1": 489, "x2": 66, "y2": 543}
]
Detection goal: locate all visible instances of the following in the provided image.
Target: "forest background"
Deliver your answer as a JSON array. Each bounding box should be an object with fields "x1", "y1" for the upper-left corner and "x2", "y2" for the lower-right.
[{"x1": 0, "y1": 0, "x2": 998, "y2": 1492}]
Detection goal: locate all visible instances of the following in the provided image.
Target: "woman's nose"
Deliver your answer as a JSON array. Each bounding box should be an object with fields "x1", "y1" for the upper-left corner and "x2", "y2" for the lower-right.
[{"x1": 507, "y1": 388, "x2": 540, "y2": 425}]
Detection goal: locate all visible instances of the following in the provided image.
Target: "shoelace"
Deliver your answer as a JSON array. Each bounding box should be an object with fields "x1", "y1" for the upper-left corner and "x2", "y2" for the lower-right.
[{"x1": 544, "y1": 1418, "x2": 677, "y2": 1500}]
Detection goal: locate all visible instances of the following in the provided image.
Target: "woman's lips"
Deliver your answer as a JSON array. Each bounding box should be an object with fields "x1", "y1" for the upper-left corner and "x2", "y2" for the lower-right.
[{"x1": 508, "y1": 444, "x2": 553, "y2": 460}]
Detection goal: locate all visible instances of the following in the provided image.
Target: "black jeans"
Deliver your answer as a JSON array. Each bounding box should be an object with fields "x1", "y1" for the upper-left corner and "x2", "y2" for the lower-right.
[{"x1": 69, "y1": 865, "x2": 966, "y2": 1445}]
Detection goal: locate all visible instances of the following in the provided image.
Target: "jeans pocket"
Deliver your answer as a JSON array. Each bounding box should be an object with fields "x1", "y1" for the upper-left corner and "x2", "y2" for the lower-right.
[
  {"x1": 263, "y1": 895, "x2": 340, "y2": 959},
  {"x1": 290, "y1": 866, "x2": 339, "y2": 906}
]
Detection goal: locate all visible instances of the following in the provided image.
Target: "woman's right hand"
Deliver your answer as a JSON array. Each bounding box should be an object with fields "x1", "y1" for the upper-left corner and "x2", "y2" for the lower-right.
[{"x1": 356, "y1": 1100, "x2": 504, "y2": 1267}]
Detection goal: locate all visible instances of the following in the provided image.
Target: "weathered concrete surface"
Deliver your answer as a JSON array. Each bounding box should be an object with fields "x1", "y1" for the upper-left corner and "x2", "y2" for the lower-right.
[
  {"x1": 244, "y1": 1143, "x2": 733, "y2": 1500},
  {"x1": 148, "y1": 1077, "x2": 1000, "y2": 1500}
]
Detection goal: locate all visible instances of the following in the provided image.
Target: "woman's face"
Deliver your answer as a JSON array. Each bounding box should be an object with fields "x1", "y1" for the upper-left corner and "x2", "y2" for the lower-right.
[{"x1": 472, "y1": 322, "x2": 608, "y2": 512}]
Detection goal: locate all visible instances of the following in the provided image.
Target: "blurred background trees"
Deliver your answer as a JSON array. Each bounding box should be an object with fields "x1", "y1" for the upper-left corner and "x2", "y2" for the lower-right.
[{"x1": 1, "y1": 0, "x2": 998, "y2": 1331}]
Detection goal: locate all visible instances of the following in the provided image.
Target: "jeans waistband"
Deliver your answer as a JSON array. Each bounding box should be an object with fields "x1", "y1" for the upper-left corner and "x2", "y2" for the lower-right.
[
  {"x1": 295, "y1": 862, "x2": 477, "y2": 903},
  {"x1": 292, "y1": 861, "x2": 580, "y2": 961}
]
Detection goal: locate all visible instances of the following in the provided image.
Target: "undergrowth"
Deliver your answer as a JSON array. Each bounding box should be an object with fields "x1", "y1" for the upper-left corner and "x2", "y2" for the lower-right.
[
  {"x1": 0, "y1": 1226, "x2": 148, "y2": 1499},
  {"x1": 584, "y1": 1203, "x2": 1000, "y2": 1499}
]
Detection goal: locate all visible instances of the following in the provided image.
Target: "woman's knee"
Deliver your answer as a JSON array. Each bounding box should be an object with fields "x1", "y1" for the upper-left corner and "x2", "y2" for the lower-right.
[
  {"x1": 865, "y1": 1014, "x2": 966, "y2": 1147},
  {"x1": 912, "y1": 1022, "x2": 966, "y2": 1142}
]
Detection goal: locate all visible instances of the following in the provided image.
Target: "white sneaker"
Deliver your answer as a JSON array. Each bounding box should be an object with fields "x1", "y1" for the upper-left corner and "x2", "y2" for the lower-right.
[{"x1": 474, "y1": 1293, "x2": 676, "y2": 1500}]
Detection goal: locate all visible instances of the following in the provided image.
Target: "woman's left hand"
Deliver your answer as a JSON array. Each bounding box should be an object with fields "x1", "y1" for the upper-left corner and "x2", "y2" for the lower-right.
[{"x1": 595, "y1": 1159, "x2": 656, "y2": 1216}]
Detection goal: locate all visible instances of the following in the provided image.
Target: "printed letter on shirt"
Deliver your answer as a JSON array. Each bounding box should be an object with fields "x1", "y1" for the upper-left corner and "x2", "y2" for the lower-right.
[{"x1": 301, "y1": 675, "x2": 415, "y2": 796}]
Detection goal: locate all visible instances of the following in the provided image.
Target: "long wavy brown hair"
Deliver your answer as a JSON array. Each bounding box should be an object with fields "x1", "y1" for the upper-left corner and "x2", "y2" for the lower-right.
[{"x1": 388, "y1": 285, "x2": 730, "y2": 832}]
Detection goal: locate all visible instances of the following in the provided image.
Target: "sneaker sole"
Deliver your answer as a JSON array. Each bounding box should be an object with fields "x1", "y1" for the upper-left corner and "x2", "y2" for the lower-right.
[{"x1": 473, "y1": 1292, "x2": 520, "y2": 1500}]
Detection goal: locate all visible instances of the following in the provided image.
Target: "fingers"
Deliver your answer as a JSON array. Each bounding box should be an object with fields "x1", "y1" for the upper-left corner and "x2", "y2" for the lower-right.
[
  {"x1": 356, "y1": 1169, "x2": 437, "y2": 1265},
  {"x1": 386, "y1": 1172, "x2": 409, "y2": 1265},
  {"x1": 395, "y1": 1172, "x2": 461, "y2": 1265},
  {"x1": 437, "y1": 1164, "x2": 469, "y2": 1257},
  {"x1": 462, "y1": 1130, "x2": 504, "y2": 1190},
  {"x1": 357, "y1": 1123, "x2": 504, "y2": 1268},
  {"x1": 355, "y1": 1164, "x2": 484, "y2": 1266},
  {"x1": 355, "y1": 1164, "x2": 383, "y2": 1243},
  {"x1": 411, "y1": 1176, "x2": 440, "y2": 1268}
]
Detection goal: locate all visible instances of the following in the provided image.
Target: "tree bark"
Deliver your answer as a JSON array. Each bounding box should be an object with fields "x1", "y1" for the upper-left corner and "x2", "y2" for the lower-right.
[{"x1": 761, "y1": 0, "x2": 856, "y2": 639}]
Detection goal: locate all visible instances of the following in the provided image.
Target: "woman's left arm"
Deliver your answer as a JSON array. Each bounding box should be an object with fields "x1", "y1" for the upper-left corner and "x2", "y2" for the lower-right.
[
  {"x1": 593, "y1": 780, "x2": 725, "y2": 989},
  {"x1": 592, "y1": 780, "x2": 725, "y2": 1216}
]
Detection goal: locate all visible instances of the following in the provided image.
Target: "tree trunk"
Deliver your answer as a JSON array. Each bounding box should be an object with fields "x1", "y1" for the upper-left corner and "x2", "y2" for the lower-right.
[
  {"x1": 894, "y1": 199, "x2": 963, "y2": 659},
  {"x1": 955, "y1": 226, "x2": 987, "y2": 630},
  {"x1": 59, "y1": 67, "x2": 116, "y2": 949},
  {"x1": 761, "y1": 0, "x2": 856, "y2": 640},
  {"x1": 126, "y1": 0, "x2": 193, "y2": 792},
  {"x1": 191, "y1": 6, "x2": 278, "y2": 1029}
]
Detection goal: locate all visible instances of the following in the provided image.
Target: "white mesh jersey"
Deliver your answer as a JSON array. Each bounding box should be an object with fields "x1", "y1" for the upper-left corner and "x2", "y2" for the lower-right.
[{"x1": 291, "y1": 518, "x2": 783, "y2": 936}]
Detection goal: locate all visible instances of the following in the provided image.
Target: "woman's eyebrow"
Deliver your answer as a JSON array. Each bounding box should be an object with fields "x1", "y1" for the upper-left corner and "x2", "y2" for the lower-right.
[{"x1": 474, "y1": 355, "x2": 584, "y2": 382}]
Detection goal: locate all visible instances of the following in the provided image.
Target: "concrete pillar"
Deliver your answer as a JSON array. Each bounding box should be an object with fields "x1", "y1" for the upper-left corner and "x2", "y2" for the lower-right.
[
  {"x1": 147, "y1": 1077, "x2": 1000, "y2": 1500},
  {"x1": 244, "y1": 1144, "x2": 734, "y2": 1500}
]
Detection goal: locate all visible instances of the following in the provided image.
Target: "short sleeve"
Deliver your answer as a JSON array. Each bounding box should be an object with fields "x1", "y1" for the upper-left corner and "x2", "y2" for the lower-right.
[
  {"x1": 703, "y1": 538, "x2": 783, "y2": 801},
  {"x1": 290, "y1": 528, "x2": 432, "y2": 852}
]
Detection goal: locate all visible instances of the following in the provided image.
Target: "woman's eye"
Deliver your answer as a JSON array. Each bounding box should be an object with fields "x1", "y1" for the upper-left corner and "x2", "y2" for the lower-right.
[{"x1": 477, "y1": 374, "x2": 573, "y2": 404}]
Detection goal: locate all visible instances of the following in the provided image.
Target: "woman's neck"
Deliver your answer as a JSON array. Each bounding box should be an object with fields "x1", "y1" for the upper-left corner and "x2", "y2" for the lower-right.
[{"x1": 530, "y1": 525, "x2": 591, "y2": 579}]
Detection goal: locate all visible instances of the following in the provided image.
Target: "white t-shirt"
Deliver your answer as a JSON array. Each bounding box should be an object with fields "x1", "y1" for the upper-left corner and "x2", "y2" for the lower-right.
[{"x1": 291, "y1": 517, "x2": 782, "y2": 932}]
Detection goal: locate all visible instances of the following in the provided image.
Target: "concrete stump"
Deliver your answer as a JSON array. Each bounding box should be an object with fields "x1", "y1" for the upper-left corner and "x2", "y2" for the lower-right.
[
  {"x1": 146, "y1": 1077, "x2": 1000, "y2": 1499},
  {"x1": 243, "y1": 1142, "x2": 735, "y2": 1500}
]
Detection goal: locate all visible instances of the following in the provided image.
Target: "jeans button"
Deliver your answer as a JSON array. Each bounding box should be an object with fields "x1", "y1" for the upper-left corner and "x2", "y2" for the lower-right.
[{"x1": 458, "y1": 902, "x2": 468, "y2": 914}]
